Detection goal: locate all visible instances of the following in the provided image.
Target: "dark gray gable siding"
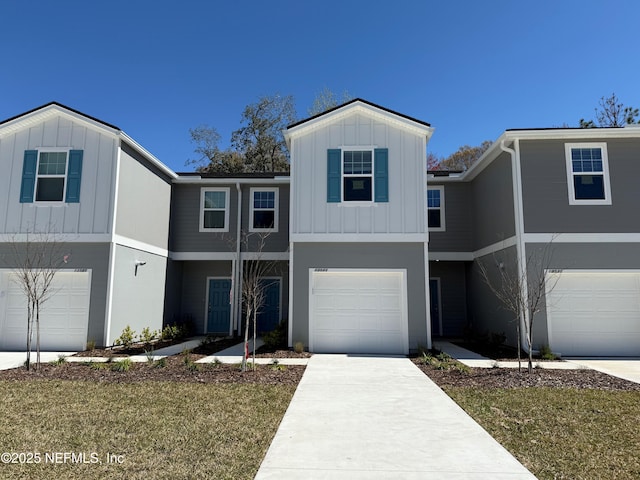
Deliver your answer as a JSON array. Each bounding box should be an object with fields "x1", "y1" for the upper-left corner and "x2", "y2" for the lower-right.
[{"x1": 520, "y1": 138, "x2": 640, "y2": 233}]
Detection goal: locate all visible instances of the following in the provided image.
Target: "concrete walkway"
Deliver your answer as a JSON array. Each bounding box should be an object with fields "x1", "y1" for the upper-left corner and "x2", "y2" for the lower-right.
[
  {"x1": 255, "y1": 354, "x2": 535, "y2": 479},
  {"x1": 566, "y1": 358, "x2": 640, "y2": 384}
]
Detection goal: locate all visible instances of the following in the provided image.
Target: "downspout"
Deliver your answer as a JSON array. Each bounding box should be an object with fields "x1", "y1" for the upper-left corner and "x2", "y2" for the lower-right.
[
  {"x1": 234, "y1": 182, "x2": 242, "y2": 336},
  {"x1": 499, "y1": 139, "x2": 530, "y2": 354}
]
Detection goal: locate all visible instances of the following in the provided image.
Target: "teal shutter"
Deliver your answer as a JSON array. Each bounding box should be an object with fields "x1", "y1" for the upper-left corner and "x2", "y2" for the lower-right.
[
  {"x1": 374, "y1": 148, "x2": 389, "y2": 202},
  {"x1": 327, "y1": 149, "x2": 341, "y2": 203},
  {"x1": 20, "y1": 150, "x2": 38, "y2": 203},
  {"x1": 65, "y1": 150, "x2": 83, "y2": 203}
]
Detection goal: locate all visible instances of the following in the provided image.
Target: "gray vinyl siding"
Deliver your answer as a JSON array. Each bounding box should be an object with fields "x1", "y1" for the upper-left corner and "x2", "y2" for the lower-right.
[
  {"x1": 170, "y1": 183, "x2": 290, "y2": 253},
  {"x1": 428, "y1": 183, "x2": 474, "y2": 252},
  {"x1": 471, "y1": 152, "x2": 515, "y2": 250},
  {"x1": 163, "y1": 259, "x2": 184, "y2": 325},
  {"x1": 0, "y1": 114, "x2": 117, "y2": 235},
  {"x1": 0, "y1": 242, "x2": 110, "y2": 347},
  {"x1": 179, "y1": 261, "x2": 234, "y2": 334},
  {"x1": 290, "y1": 112, "x2": 427, "y2": 236},
  {"x1": 291, "y1": 242, "x2": 427, "y2": 351},
  {"x1": 114, "y1": 143, "x2": 172, "y2": 250},
  {"x1": 429, "y1": 261, "x2": 468, "y2": 336},
  {"x1": 108, "y1": 244, "x2": 167, "y2": 345},
  {"x1": 467, "y1": 245, "x2": 519, "y2": 346},
  {"x1": 520, "y1": 138, "x2": 640, "y2": 233},
  {"x1": 524, "y1": 241, "x2": 640, "y2": 349}
]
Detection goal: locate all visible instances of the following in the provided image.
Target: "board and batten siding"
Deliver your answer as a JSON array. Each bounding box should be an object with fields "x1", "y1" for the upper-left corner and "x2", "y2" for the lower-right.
[
  {"x1": 115, "y1": 143, "x2": 172, "y2": 250},
  {"x1": 290, "y1": 113, "x2": 427, "y2": 236},
  {"x1": 0, "y1": 114, "x2": 117, "y2": 235}
]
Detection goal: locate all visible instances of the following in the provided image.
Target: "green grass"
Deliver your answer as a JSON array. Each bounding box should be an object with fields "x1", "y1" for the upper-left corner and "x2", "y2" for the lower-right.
[
  {"x1": 0, "y1": 380, "x2": 295, "y2": 480},
  {"x1": 445, "y1": 387, "x2": 640, "y2": 479}
]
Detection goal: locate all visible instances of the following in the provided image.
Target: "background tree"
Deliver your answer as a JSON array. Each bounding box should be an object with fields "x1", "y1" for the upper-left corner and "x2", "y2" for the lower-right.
[
  {"x1": 477, "y1": 241, "x2": 558, "y2": 373},
  {"x1": 579, "y1": 92, "x2": 640, "y2": 128},
  {"x1": 189, "y1": 94, "x2": 296, "y2": 173},
  {"x1": 427, "y1": 151, "x2": 442, "y2": 171},
  {"x1": 307, "y1": 87, "x2": 353, "y2": 116},
  {"x1": 231, "y1": 94, "x2": 296, "y2": 173},
  {"x1": 437, "y1": 140, "x2": 492, "y2": 171},
  {"x1": 8, "y1": 228, "x2": 68, "y2": 371}
]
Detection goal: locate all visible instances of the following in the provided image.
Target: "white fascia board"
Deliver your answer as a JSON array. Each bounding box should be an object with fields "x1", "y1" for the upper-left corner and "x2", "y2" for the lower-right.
[
  {"x1": 173, "y1": 177, "x2": 290, "y2": 185},
  {"x1": 119, "y1": 132, "x2": 177, "y2": 179},
  {"x1": 0, "y1": 104, "x2": 120, "y2": 139},
  {"x1": 0, "y1": 233, "x2": 112, "y2": 243},
  {"x1": 523, "y1": 233, "x2": 640, "y2": 243},
  {"x1": 292, "y1": 233, "x2": 429, "y2": 242},
  {"x1": 285, "y1": 101, "x2": 433, "y2": 145}
]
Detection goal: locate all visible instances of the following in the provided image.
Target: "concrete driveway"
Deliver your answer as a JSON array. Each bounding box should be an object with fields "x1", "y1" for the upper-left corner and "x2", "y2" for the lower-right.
[
  {"x1": 0, "y1": 352, "x2": 76, "y2": 370},
  {"x1": 256, "y1": 354, "x2": 535, "y2": 479},
  {"x1": 566, "y1": 359, "x2": 640, "y2": 384}
]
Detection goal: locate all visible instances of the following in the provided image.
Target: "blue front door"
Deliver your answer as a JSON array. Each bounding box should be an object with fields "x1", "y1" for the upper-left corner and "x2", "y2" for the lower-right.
[
  {"x1": 257, "y1": 279, "x2": 280, "y2": 333},
  {"x1": 207, "y1": 279, "x2": 231, "y2": 334}
]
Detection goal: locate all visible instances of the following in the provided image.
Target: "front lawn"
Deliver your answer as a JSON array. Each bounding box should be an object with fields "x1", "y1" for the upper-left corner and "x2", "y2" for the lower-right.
[
  {"x1": 444, "y1": 386, "x2": 640, "y2": 479},
  {"x1": 0, "y1": 380, "x2": 295, "y2": 479}
]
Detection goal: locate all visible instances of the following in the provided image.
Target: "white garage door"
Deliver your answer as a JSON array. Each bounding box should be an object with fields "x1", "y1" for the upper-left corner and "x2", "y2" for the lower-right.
[
  {"x1": 310, "y1": 269, "x2": 408, "y2": 355},
  {"x1": 546, "y1": 271, "x2": 640, "y2": 356},
  {"x1": 0, "y1": 270, "x2": 91, "y2": 351}
]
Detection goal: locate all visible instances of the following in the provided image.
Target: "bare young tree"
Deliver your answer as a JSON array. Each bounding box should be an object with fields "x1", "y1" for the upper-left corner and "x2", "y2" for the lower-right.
[
  {"x1": 7, "y1": 228, "x2": 68, "y2": 371},
  {"x1": 478, "y1": 241, "x2": 558, "y2": 373},
  {"x1": 239, "y1": 232, "x2": 279, "y2": 372},
  {"x1": 307, "y1": 87, "x2": 353, "y2": 116}
]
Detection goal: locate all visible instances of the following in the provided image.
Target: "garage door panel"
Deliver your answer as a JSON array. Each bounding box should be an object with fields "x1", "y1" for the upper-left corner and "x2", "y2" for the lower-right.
[
  {"x1": 311, "y1": 270, "x2": 408, "y2": 355},
  {"x1": 547, "y1": 271, "x2": 640, "y2": 356},
  {"x1": 0, "y1": 271, "x2": 90, "y2": 351}
]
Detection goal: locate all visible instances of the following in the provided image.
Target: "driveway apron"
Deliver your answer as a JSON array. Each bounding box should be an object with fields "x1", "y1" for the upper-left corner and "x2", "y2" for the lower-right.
[{"x1": 256, "y1": 354, "x2": 535, "y2": 479}]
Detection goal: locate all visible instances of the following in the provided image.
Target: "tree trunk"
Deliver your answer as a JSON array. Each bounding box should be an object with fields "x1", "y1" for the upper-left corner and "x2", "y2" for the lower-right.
[
  {"x1": 25, "y1": 301, "x2": 33, "y2": 371},
  {"x1": 36, "y1": 302, "x2": 41, "y2": 371},
  {"x1": 516, "y1": 321, "x2": 521, "y2": 373},
  {"x1": 252, "y1": 310, "x2": 257, "y2": 371},
  {"x1": 241, "y1": 307, "x2": 251, "y2": 372}
]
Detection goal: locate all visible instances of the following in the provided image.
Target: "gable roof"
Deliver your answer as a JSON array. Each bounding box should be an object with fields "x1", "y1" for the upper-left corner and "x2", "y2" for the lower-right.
[{"x1": 284, "y1": 98, "x2": 433, "y2": 145}]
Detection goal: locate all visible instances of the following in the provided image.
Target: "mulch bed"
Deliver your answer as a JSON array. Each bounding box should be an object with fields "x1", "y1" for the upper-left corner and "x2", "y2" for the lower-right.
[
  {"x1": 0, "y1": 356, "x2": 304, "y2": 385},
  {"x1": 413, "y1": 359, "x2": 640, "y2": 391}
]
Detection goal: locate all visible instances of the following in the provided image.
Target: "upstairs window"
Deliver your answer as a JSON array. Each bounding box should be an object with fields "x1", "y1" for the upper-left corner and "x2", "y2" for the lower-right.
[
  {"x1": 20, "y1": 149, "x2": 83, "y2": 203},
  {"x1": 327, "y1": 148, "x2": 388, "y2": 203},
  {"x1": 250, "y1": 188, "x2": 278, "y2": 232},
  {"x1": 565, "y1": 143, "x2": 611, "y2": 205},
  {"x1": 200, "y1": 187, "x2": 229, "y2": 232},
  {"x1": 427, "y1": 186, "x2": 445, "y2": 231},
  {"x1": 343, "y1": 150, "x2": 373, "y2": 202}
]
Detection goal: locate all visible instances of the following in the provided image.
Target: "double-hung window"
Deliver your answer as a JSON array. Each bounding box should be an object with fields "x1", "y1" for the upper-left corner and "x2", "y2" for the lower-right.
[
  {"x1": 250, "y1": 187, "x2": 278, "y2": 232},
  {"x1": 565, "y1": 143, "x2": 611, "y2": 205},
  {"x1": 427, "y1": 186, "x2": 445, "y2": 231},
  {"x1": 20, "y1": 149, "x2": 83, "y2": 203},
  {"x1": 343, "y1": 150, "x2": 373, "y2": 202},
  {"x1": 200, "y1": 187, "x2": 229, "y2": 232},
  {"x1": 326, "y1": 148, "x2": 389, "y2": 203}
]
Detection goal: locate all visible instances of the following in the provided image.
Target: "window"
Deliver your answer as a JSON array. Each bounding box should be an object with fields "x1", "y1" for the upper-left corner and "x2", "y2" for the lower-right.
[
  {"x1": 20, "y1": 149, "x2": 83, "y2": 204},
  {"x1": 250, "y1": 188, "x2": 278, "y2": 232},
  {"x1": 343, "y1": 150, "x2": 373, "y2": 202},
  {"x1": 427, "y1": 186, "x2": 445, "y2": 231},
  {"x1": 200, "y1": 187, "x2": 229, "y2": 232},
  {"x1": 326, "y1": 148, "x2": 389, "y2": 203},
  {"x1": 565, "y1": 143, "x2": 611, "y2": 205}
]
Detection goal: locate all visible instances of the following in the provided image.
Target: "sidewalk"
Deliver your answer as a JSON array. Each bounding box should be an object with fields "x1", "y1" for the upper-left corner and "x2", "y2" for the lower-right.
[{"x1": 255, "y1": 354, "x2": 535, "y2": 479}]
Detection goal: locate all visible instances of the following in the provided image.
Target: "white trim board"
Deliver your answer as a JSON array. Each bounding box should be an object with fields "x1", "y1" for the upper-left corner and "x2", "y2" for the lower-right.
[
  {"x1": 292, "y1": 233, "x2": 428, "y2": 242},
  {"x1": 523, "y1": 233, "x2": 640, "y2": 243}
]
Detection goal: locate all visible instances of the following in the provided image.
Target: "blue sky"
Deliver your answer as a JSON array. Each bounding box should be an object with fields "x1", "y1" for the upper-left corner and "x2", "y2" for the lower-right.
[{"x1": 2, "y1": 0, "x2": 639, "y2": 172}]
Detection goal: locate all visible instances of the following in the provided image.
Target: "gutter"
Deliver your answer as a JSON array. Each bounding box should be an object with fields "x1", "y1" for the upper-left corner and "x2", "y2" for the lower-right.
[
  {"x1": 499, "y1": 139, "x2": 531, "y2": 354},
  {"x1": 234, "y1": 182, "x2": 242, "y2": 336}
]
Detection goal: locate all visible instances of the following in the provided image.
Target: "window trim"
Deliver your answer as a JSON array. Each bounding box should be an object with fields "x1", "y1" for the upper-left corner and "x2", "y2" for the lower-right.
[
  {"x1": 427, "y1": 185, "x2": 445, "y2": 232},
  {"x1": 342, "y1": 147, "x2": 374, "y2": 204},
  {"x1": 200, "y1": 187, "x2": 230, "y2": 232},
  {"x1": 565, "y1": 142, "x2": 612, "y2": 205},
  {"x1": 249, "y1": 187, "x2": 279, "y2": 232},
  {"x1": 34, "y1": 148, "x2": 69, "y2": 204}
]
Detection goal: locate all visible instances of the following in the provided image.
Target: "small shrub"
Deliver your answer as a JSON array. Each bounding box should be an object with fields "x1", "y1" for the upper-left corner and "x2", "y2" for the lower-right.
[
  {"x1": 539, "y1": 344, "x2": 558, "y2": 360},
  {"x1": 183, "y1": 351, "x2": 200, "y2": 372},
  {"x1": 270, "y1": 359, "x2": 286, "y2": 371},
  {"x1": 85, "y1": 339, "x2": 96, "y2": 352},
  {"x1": 161, "y1": 324, "x2": 181, "y2": 341},
  {"x1": 50, "y1": 355, "x2": 67, "y2": 366},
  {"x1": 262, "y1": 320, "x2": 288, "y2": 350},
  {"x1": 144, "y1": 349, "x2": 155, "y2": 364},
  {"x1": 139, "y1": 327, "x2": 157, "y2": 345},
  {"x1": 212, "y1": 357, "x2": 222, "y2": 366},
  {"x1": 89, "y1": 362, "x2": 107, "y2": 371},
  {"x1": 154, "y1": 357, "x2": 167, "y2": 368},
  {"x1": 114, "y1": 326, "x2": 136, "y2": 348},
  {"x1": 294, "y1": 341, "x2": 304, "y2": 354},
  {"x1": 111, "y1": 358, "x2": 132, "y2": 372}
]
